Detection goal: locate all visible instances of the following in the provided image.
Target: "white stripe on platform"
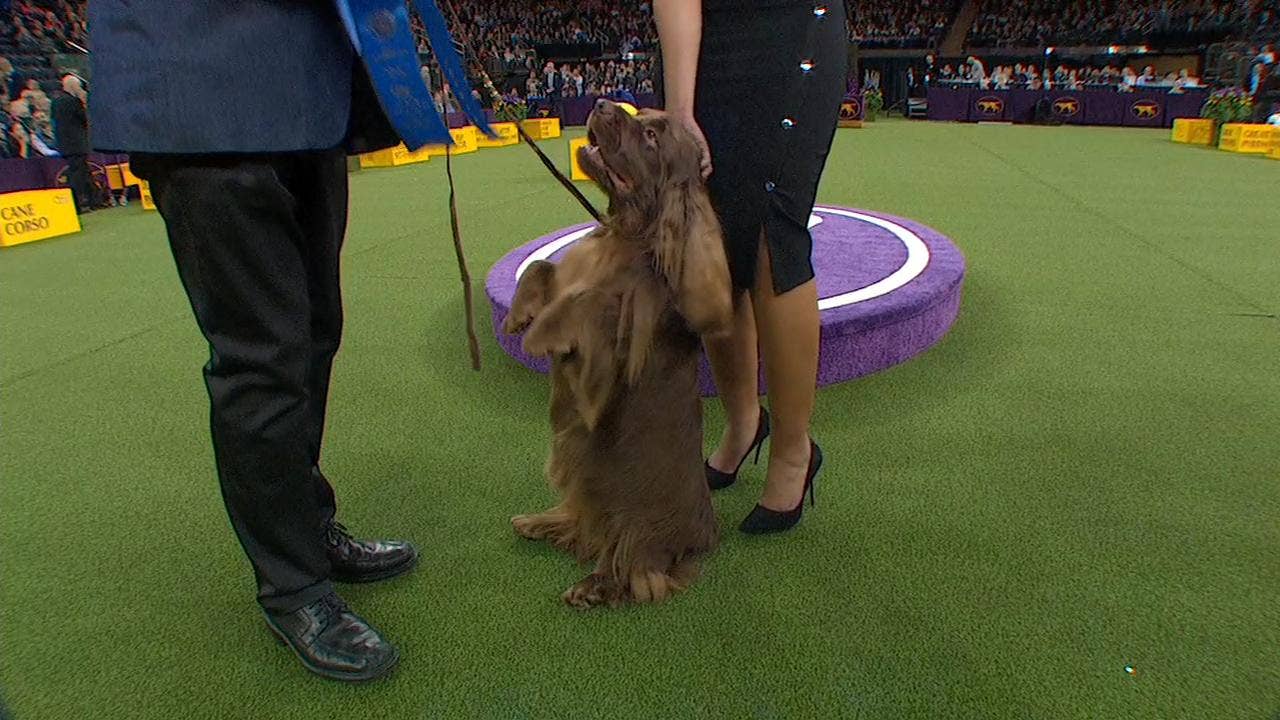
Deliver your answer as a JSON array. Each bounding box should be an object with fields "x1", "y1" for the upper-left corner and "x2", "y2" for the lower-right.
[
  {"x1": 514, "y1": 207, "x2": 931, "y2": 311},
  {"x1": 811, "y1": 207, "x2": 930, "y2": 311}
]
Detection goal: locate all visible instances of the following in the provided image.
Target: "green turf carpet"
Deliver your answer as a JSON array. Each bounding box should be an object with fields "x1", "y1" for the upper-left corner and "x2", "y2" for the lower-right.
[{"x1": 2, "y1": 120, "x2": 1277, "y2": 719}]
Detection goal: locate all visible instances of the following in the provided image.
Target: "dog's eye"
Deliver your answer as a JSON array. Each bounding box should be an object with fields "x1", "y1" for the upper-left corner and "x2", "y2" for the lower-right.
[{"x1": 644, "y1": 127, "x2": 658, "y2": 144}]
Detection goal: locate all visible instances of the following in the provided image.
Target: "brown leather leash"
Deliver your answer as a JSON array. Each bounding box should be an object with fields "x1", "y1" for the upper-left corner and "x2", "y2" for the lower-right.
[{"x1": 435, "y1": 2, "x2": 602, "y2": 371}]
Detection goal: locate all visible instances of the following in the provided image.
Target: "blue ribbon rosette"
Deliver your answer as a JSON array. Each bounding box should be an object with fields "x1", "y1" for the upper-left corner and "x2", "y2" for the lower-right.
[{"x1": 336, "y1": 0, "x2": 494, "y2": 149}]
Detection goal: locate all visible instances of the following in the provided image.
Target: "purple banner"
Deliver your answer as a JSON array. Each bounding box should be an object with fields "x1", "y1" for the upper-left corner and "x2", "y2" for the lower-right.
[
  {"x1": 928, "y1": 87, "x2": 1205, "y2": 128},
  {"x1": 0, "y1": 153, "x2": 130, "y2": 195},
  {"x1": 524, "y1": 93, "x2": 661, "y2": 126}
]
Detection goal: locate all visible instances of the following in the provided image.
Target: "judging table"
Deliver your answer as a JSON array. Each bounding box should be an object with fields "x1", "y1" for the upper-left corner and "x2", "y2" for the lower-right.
[{"x1": 926, "y1": 87, "x2": 1207, "y2": 127}]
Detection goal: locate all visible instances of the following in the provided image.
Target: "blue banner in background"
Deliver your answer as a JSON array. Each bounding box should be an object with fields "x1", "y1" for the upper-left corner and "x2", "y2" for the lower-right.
[{"x1": 336, "y1": 0, "x2": 494, "y2": 149}]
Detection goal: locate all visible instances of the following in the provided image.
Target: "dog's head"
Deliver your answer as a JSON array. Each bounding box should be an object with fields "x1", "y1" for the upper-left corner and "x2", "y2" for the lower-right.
[
  {"x1": 578, "y1": 101, "x2": 703, "y2": 206},
  {"x1": 578, "y1": 100, "x2": 732, "y2": 335}
]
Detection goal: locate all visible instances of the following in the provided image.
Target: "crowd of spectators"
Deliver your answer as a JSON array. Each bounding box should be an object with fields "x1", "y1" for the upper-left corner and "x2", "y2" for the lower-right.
[
  {"x1": 2, "y1": 71, "x2": 61, "y2": 159},
  {"x1": 518, "y1": 59, "x2": 655, "y2": 102},
  {"x1": 967, "y1": 0, "x2": 1260, "y2": 47},
  {"x1": 2, "y1": 0, "x2": 88, "y2": 158},
  {"x1": 850, "y1": 0, "x2": 959, "y2": 49},
  {"x1": 932, "y1": 55, "x2": 1205, "y2": 91},
  {"x1": 1, "y1": 0, "x2": 87, "y2": 53}
]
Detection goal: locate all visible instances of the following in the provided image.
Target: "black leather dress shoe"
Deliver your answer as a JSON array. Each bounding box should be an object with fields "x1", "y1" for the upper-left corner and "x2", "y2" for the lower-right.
[
  {"x1": 264, "y1": 592, "x2": 399, "y2": 682},
  {"x1": 325, "y1": 521, "x2": 419, "y2": 584}
]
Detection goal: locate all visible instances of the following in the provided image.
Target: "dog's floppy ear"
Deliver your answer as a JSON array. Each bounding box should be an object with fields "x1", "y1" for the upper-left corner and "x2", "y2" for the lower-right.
[
  {"x1": 503, "y1": 260, "x2": 557, "y2": 335},
  {"x1": 522, "y1": 288, "x2": 619, "y2": 430},
  {"x1": 655, "y1": 183, "x2": 734, "y2": 336}
]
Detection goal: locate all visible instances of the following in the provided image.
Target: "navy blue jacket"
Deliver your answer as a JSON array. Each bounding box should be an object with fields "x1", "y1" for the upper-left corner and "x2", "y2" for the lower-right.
[{"x1": 88, "y1": 0, "x2": 398, "y2": 154}]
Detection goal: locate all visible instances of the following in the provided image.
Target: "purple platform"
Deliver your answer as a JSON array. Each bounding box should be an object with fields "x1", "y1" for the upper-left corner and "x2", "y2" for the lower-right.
[{"x1": 486, "y1": 206, "x2": 965, "y2": 396}]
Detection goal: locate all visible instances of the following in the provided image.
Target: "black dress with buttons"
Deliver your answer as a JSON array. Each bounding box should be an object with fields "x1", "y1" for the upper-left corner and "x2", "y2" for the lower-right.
[{"x1": 695, "y1": 0, "x2": 847, "y2": 295}]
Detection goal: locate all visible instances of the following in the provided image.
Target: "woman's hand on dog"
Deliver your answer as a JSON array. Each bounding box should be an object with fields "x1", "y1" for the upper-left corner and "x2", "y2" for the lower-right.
[{"x1": 674, "y1": 112, "x2": 713, "y2": 180}]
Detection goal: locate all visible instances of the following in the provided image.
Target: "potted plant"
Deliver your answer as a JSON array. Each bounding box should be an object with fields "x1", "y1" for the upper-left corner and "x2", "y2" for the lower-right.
[
  {"x1": 1200, "y1": 87, "x2": 1254, "y2": 141},
  {"x1": 863, "y1": 86, "x2": 884, "y2": 121}
]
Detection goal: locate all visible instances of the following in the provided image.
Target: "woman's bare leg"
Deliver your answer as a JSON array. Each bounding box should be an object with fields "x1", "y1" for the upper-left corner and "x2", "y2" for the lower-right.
[{"x1": 752, "y1": 239, "x2": 819, "y2": 510}]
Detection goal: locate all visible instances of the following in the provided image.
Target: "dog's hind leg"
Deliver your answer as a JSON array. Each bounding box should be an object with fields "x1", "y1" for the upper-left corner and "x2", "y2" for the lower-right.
[{"x1": 512, "y1": 504, "x2": 578, "y2": 552}]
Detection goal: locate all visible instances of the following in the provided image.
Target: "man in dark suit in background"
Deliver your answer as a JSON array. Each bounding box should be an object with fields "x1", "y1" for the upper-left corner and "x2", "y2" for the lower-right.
[
  {"x1": 51, "y1": 74, "x2": 92, "y2": 211},
  {"x1": 90, "y1": 0, "x2": 419, "y2": 682}
]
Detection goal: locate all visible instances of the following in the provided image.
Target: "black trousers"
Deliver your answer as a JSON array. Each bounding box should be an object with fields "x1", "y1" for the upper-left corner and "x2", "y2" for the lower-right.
[
  {"x1": 135, "y1": 150, "x2": 347, "y2": 613},
  {"x1": 64, "y1": 154, "x2": 92, "y2": 211}
]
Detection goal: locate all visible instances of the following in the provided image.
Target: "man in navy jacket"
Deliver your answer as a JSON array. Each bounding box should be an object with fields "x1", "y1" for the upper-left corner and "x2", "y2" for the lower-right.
[{"x1": 91, "y1": 0, "x2": 418, "y2": 683}]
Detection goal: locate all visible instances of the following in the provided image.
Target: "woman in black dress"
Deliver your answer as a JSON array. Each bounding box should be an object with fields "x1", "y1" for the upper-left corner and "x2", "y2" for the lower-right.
[{"x1": 654, "y1": 0, "x2": 846, "y2": 534}]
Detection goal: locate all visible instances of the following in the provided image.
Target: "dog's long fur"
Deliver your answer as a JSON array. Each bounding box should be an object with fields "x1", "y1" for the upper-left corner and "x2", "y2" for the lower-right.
[{"x1": 503, "y1": 102, "x2": 733, "y2": 608}]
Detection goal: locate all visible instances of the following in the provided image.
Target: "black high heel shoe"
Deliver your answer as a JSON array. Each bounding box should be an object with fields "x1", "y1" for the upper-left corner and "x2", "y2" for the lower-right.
[
  {"x1": 704, "y1": 407, "x2": 771, "y2": 491},
  {"x1": 739, "y1": 441, "x2": 822, "y2": 535}
]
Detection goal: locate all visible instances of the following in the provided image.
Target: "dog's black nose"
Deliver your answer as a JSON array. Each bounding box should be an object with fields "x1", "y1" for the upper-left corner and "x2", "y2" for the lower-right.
[{"x1": 595, "y1": 99, "x2": 611, "y2": 113}]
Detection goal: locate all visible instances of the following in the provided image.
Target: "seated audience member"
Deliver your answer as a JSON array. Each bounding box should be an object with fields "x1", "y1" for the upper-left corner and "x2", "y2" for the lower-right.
[
  {"x1": 8, "y1": 120, "x2": 29, "y2": 158},
  {"x1": 991, "y1": 66, "x2": 1010, "y2": 90},
  {"x1": 28, "y1": 106, "x2": 57, "y2": 156},
  {"x1": 1120, "y1": 66, "x2": 1138, "y2": 92},
  {"x1": 1253, "y1": 58, "x2": 1280, "y2": 122},
  {"x1": 967, "y1": 56, "x2": 988, "y2": 88},
  {"x1": 0, "y1": 106, "x2": 13, "y2": 159},
  {"x1": 939, "y1": 64, "x2": 955, "y2": 81},
  {"x1": 1136, "y1": 65, "x2": 1157, "y2": 86}
]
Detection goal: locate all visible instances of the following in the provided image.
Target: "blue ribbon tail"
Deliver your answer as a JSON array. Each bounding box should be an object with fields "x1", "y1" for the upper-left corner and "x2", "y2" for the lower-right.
[
  {"x1": 340, "y1": 0, "x2": 452, "y2": 149},
  {"x1": 412, "y1": 0, "x2": 496, "y2": 138}
]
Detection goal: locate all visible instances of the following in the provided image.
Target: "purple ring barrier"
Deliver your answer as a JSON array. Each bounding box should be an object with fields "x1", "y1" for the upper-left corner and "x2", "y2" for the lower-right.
[
  {"x1": 486, "y1": 206, "x2": 966, "y2": 396},
  {"x1": 927, "y1": 86, "x2": 1206, "y2": 127}
]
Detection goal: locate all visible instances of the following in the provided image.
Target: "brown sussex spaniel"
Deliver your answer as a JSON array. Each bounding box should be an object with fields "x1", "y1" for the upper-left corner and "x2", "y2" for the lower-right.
[{"x1": 503, "y1": 100, "x2": 733, "y2": 608}]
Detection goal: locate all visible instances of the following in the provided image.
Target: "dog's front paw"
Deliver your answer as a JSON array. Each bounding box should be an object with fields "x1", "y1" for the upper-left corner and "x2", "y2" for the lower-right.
[
  {"x1": 511, "y1": 514, "x2": 545, "y2": 540},
  {"x1": 502, "y1": 312, "x2": 533, "y2": 335},
  {"x1": 562, "y1": 574, "x2": 624, "y2": 610}
]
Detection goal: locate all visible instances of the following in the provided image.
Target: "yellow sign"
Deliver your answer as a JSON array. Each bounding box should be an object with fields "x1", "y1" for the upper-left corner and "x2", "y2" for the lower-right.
[
  {"x1": 425, "y1": 126, "x2": 479, "y2": 157},
  {"x1": 450, "y1": 126, "x2": 478, "y2": 154},
  {"x1": 139, "y1": 180, "x2": 156, "y2": 210},
  {"x1": 360, "y1": 143, "x2": 430, "y2": 168},
  {"x1": 121, "y1": 163, "x2": 143, "y2": 187},
  {"x1": 392, "y1": 143, "x2": 433, "y2": 165},
  {"x1": 0, "y1": 188, "x2": 81, "y2": 247},
  {"x1": 521, "y1": 118, "x2": 561, "y2": 141},
  {"x1": 569, "y1": 137, "x2": 591, "y2": 181},
  {"x1": 1171, "y1": 118, "x2": 1215, "y2": 146},
  {"x1": 1218, "y1": 124, "x2": 1277, "y2": 154},
  {"x1": 477, "y1": 122, "x2": 520, "y2": 148}
]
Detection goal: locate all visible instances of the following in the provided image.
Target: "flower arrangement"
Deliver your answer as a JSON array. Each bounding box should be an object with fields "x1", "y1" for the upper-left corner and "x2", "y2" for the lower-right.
[
  {"x1": 1200, "y1": 87, "x2": 1254, "y2": 126},
  {"x1": 863, "y1": 87, "x2": 884, "y2": 121}
]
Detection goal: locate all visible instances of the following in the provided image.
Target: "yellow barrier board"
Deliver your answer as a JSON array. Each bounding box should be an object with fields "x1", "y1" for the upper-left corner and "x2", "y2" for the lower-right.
[
  {"x1": 1171, "y1": 118, "x2": 1215, "y2": 145},
  {"x1": 569, "y1": 137, "x2": 591, "y2": 181},
  {"x1": 450, "y1": 126, "x2": 478, "y2": 154},
  {"x1": 392, "y1": 143, "x2": 433, "y2": 165},
  {"x1": 105, "y1": 164, "x2": 126, "y2": 190},
  {"x1": 522, "y1": 118, "x2": 561, "y2": 141},
  {"x1": 121, "y1": 163, "x2": 143, "y2": 187},
  {"x1": 360, "y1": 148, "x2": 398, "y2": 168},
  {"x1": 1270, "y1": 143, "x2": 1280, "y2": 160},
  {"x1": 139, "y1": 180, "x2": 156, "y2": 210},
  {"x1": 425, "y1": 126, "x2": 479, "y2": 157},
  {"x1": 1218, "y1": 124, "x2": 1276, "y2": 153},
  {"x1": 0, "y1": 188, "x2": 80, "y2": 246},
  {"x1": 477, "y1": 122, "x2": 519, "y2": 148}
]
